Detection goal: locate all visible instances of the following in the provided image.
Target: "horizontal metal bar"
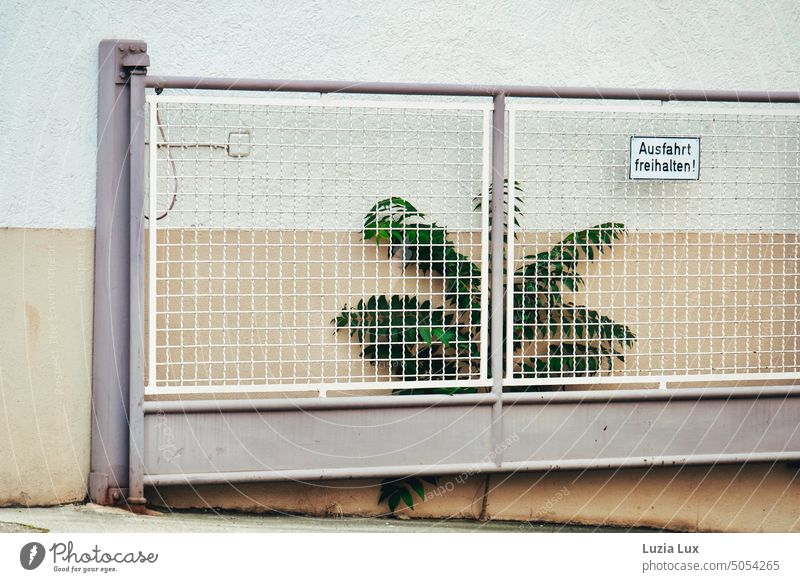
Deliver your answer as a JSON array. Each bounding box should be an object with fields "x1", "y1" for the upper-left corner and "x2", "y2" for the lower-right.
[
  {"x1": 144, "y1": 385, "x2": 800, "y2": 414},
  {"x1": 147, "y1": 94, "x2": 493, "y2": 110},
  {"x1": 503, "y1": 372, "x2": 800, "y2": 387},
  {"x1": 507, "y1": 101, "x2": 800, "y2": 116},
  {"x1": 145, "y1": 75, "x2": 800, "y2": 103},
  {"x1": 503, "y1": 385, "x2": 800, "y2": 404},
  {"x1": 144, "y1": 392, "x2": 498, "y2": 414},
  {"x1": 143, "y1": 452, "x2": 800, "y2": 486},
  {"x1": 146, "y1": 379, "x2": 491, "y2": 396}
]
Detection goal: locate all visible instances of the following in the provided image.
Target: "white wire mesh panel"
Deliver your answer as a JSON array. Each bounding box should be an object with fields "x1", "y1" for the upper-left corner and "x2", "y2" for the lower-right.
[
  {"x1": 145, "y1": 96, "x2": 490, "y2": 395},
  {"x1": 506, "y1": 102, "x2": 800, "y2": 389}
]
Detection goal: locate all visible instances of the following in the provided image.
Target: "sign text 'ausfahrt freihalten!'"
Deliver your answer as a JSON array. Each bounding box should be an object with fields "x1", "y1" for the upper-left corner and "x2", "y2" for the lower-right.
[{"x1": 629, "y1": 136, "x2": 700, "y2": 180}]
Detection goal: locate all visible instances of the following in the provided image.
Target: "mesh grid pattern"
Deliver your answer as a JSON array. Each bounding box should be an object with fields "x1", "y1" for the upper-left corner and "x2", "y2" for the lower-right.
[
  {"x1": 146, "y1": 97, "x2": 490, "y2": 394},
  {"x1": 506, "y1": 104, "x2": 800, "y2": 387}
]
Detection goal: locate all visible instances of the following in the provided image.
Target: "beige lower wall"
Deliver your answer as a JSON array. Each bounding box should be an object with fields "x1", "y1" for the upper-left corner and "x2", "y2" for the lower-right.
[
  {"x1": 1, "y1": 227, "x2": 799, "y2": 534},
  {"x1": 149, "y1": 463, "x2": 800, "y2": 532},
  {"x1": 0, "y1": 228, "x2": 94, "y2": 505},
  {"x1": 148, "y1": 229, "x2": 800, "y2": 392}
]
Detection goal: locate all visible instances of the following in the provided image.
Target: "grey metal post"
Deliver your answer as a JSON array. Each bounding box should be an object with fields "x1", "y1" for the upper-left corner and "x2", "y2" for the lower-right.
[
  {"x1": 489, "y1": 94, "x2": 506, "y2": 464},
  {"x1": 91, "y1": 40, "x2": 148, "y2": 507},
  {"x1": 91, "y1": 40, "x2": 146, "y2": 505},
  {"x1": 127, "y1": 69, "x2": 148, "y2": 510}
]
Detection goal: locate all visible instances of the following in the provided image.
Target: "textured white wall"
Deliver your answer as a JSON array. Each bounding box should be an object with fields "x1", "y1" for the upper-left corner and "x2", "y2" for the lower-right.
[{"x1": 1, "y1": 0, "x2": 799, "y2": 228}]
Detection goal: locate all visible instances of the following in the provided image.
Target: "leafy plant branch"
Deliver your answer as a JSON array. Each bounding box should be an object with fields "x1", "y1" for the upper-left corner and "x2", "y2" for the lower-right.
[{"x1": 333, "y1": 183, "x2": 635, "y2": 513}]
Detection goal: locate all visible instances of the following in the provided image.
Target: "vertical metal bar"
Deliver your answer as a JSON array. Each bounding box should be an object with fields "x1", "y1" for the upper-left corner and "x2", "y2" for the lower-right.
[
  {"x1": 505, "y1": 108, "x2": 517, "y2": 380},
  {"x1": 147, "y1": 103, "x2": 158, "y2": 392},
  {"x1": 90, "y1": 40, "x2": 135, "y2": 506},
  {"x1": 479, "y1": 109, "x2": 492, "y2": 381},
  {"x1": 489, "y1": 94, "x2": 506, "y2": 464},
  {"x1": 128, "y1": 71, "x2": 147, "y2": 507}
]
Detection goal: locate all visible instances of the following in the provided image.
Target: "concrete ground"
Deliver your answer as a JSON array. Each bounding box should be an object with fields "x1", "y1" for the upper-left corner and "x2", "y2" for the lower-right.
[{"x1": 0, "y1": 504, "x2": 659, "y2": 533}]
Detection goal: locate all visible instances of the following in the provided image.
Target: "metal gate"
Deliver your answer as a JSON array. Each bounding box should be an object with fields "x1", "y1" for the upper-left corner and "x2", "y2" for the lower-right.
[
  {"x1": 506, "y1": 100, "x2": 800, "y2": 390},
  {"x1": 90, "y1": 39, "x2": 800, "y2": 509},
  {"x1": 145, "y1": 95, "x2": 492, "y2": 397}
]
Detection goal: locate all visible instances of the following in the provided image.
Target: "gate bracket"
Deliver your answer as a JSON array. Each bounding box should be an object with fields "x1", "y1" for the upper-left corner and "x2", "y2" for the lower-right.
[{"x1": 115, "y1": 41, "x2": 149, "y2": 83}]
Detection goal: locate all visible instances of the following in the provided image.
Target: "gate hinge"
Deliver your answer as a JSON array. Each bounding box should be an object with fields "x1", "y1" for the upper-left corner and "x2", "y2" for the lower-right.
[{"x1": 115, "y1": 40, "x2": 149, "y2": 84}]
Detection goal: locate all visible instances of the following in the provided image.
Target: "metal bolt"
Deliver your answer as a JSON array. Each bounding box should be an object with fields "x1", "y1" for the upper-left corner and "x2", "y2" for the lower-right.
[
  {"x1": 119, "y1": 72, "x2": 126, "y2": 78},
  {"x1": 118, "y1": 45, "x2": 126, "y2": 52}
]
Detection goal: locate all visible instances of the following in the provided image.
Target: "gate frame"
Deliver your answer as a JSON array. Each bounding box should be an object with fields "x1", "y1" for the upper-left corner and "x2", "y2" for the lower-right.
[
  {"x1": 143, "y1": 92, "x2": 495, "y2": 397},
  {"x1": 92, "y1": 38, "x2": 800, "y2": 509}
]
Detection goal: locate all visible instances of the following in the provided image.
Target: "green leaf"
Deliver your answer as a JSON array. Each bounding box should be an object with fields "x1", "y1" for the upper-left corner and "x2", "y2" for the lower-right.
[
  {"x1": 433, "y1": 328, "x2": 456, "y2": 347},
  {"x1": 419, "y1": 327, "x2": 433, "y2": 345},
  {"x1": 378, "y1": 480, "x2": 393, "y2": 503},
  {"x1": 400, "y1": 488, "x2": 414, "y2": 510},
  {"x1": 407, "y1": 477, "x2": 425, "y2": 500}
]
